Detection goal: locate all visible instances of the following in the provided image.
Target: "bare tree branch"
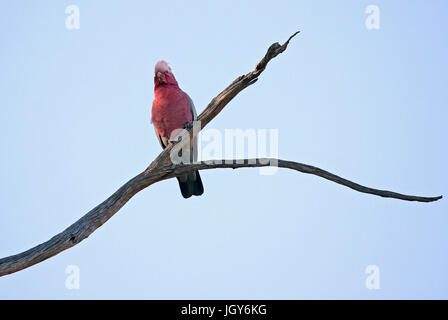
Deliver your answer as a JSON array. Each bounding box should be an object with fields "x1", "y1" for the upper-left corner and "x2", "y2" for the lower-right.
[
  {"x1": 169, "y1": 159, "x2": 442, "y2": 202},
  {"x1": 0, "y1": 31, "x2": 441, "y2": 277}
]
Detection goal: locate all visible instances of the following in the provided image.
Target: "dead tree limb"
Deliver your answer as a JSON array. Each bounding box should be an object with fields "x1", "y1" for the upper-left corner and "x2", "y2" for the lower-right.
[
  {"x1": 0, "y1": 31, "x2": 441, "y2": 277},
  {"x1": 171, "y1": 159, "x2": 442, "y2": 203}
]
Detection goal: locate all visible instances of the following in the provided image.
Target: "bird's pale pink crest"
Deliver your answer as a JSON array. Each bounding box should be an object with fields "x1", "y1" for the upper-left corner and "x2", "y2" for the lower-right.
[{"x1": 155, "y1": 60, "x2": 172, "y2": 74}]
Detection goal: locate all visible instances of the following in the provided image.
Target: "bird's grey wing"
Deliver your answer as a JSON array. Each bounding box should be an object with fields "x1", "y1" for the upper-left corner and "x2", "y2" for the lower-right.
[
  {"x1": 184, "y1": 92, "x2": 198, "y2": 164},
  {"x1": 184, "y1": 92, "x2": 197, "y2": 120},
  {"x1": 154, "y1": 126, "x2": 169, "y2": 149},
  {"x1": 184, "y1": 92, "x2": 204, "y2": 195}
]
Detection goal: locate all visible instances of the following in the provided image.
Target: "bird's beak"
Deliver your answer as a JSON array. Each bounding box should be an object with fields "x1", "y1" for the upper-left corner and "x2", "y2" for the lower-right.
[{"x1": 157, "y1": 72, "x2": 163, "y2": 83}]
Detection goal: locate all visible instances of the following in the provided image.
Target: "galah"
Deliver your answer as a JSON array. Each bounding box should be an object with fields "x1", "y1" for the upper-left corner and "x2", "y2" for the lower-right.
[{"x1": 151, "y1": 60, "x2": 204, "y2": 198}]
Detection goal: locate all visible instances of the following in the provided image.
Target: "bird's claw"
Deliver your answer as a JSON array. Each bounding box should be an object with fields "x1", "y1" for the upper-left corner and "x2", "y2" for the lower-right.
[{"x1": 183, "y1": 122, "x2": 193, "y2": 130}]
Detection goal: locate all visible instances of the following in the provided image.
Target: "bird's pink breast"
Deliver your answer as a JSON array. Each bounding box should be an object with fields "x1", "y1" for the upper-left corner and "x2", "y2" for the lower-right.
[{"x1": 152, "y1": 86, "x2": 192, "y2": 138}]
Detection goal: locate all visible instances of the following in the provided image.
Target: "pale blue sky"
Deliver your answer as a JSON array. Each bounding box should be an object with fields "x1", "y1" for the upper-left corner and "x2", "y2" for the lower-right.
[{"x1": 0, "y1": 0, "x2": 447, "y2": 299}]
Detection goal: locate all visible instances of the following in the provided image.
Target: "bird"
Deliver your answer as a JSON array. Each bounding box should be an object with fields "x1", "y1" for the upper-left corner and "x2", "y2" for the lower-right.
[{"x1": 151, "y1": 60, "x2": 204, "y2": 198}]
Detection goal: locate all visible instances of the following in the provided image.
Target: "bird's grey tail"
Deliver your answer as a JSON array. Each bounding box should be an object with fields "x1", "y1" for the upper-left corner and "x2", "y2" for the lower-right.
[{"x1": 177, "y1": 171, "x2": 204, "y2": 199}]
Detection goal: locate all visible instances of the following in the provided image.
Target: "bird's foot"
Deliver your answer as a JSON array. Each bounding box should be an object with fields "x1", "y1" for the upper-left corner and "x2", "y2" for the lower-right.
[{"x1": 183, "y1": 122, "x2": 193, "y2": 130}]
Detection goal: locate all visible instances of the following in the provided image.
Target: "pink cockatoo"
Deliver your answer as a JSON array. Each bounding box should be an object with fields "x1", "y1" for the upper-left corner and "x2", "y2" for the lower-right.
[{"x1": 151, "y1": 60, "x2": 204, "y2": 198}]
